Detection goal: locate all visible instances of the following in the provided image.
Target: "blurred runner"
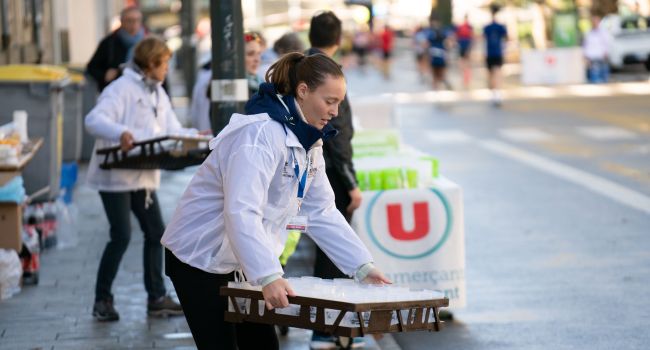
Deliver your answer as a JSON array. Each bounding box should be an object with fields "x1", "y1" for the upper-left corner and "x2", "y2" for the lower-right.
[
  {"x1": 455, "y1": 15, "x2": 474, "y2": 89},
  {"x1": 352, "y1": 25, "x2": 371, "y2": 72},
  {"x1": 379, "y1": 24, "x2": 395, "y2": 80},
  {"x1": 427, "y1": 17, "x2": 452, "y2": 91},
  {"x1": 413, "y1": 24, "x2": 431, "y2": 84},
  {"x1": 483, "y1": 4, "x2": 508, "y2": 106}
]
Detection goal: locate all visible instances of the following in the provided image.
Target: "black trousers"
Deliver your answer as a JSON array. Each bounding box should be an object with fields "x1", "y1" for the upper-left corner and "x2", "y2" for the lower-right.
[
  {"x1": 95, "y1": 190, "x2": 166, "y2": 301},
  {"x1": 313, "y1": 169, "x2": 351, "y2": 280},
  {"x1": 165, "y1": 250, "x2": 278, "y2": 350}
]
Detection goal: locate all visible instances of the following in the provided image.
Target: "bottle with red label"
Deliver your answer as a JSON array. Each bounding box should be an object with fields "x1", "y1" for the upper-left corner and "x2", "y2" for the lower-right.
[{"x1": 42, "y1": 201, "x2": 58, "y2": 249}]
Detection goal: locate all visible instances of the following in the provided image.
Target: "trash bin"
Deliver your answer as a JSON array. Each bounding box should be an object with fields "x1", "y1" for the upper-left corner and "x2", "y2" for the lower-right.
[
  {"x1": 62, "y1": 69, "x2": 84, "y2": 163},
  {"x1": 0, "y1": 65, "x2": 69, "y2": 201}
]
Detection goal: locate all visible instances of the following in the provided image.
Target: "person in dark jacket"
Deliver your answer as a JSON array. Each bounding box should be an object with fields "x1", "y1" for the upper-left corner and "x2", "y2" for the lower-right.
[
  {"x1": 86, "y1": 6, "x2": 144, "y2": 92},
  {"x1": 305, "y1": 10, "x2": 364, "y2": 349}
]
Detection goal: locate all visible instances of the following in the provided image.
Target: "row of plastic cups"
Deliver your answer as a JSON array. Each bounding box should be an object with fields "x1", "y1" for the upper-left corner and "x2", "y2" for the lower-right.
[
  {"x1": 356, "y1": 168, "x2": 420, "y2": 191},
  {"x1": 286, "y1": 277, "x2": 441, "y2": 303}
]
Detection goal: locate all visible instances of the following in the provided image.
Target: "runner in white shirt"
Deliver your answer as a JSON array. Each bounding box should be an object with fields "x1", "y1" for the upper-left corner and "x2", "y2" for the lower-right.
[{"x1": 161, "y1": 52, "x2": 389, "y2": 350}]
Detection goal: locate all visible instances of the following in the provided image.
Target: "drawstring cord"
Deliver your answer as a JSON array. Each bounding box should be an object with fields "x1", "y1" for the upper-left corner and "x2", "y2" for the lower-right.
[
  {"x1": 234, "y1": 269, "x2": 246, "y2": 283},
  {"x1": 144, "y1": 189, "x2": 154, "y2": 209}
]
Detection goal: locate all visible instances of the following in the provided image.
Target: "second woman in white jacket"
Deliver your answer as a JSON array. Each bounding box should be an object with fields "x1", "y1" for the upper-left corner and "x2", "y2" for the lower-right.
[{"x1": 85, "y1": 37, "x2": 197, "y2": 322}]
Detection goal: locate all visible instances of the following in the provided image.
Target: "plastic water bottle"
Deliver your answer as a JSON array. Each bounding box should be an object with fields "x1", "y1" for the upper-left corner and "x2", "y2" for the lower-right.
[
  {"x1": 27, "y1": 204, "x2": 44, "y2": 250},
  {"x1": 43, "y1": 202, "x2": 58, "y2": 249}
]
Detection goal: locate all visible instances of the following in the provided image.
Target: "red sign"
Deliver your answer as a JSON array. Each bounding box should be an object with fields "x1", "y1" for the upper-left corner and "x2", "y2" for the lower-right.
[{"x1": 386, "y1": 202, "x2": 430, "y2": 241}]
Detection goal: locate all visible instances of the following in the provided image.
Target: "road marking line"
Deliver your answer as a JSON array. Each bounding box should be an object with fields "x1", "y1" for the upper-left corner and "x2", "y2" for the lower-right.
[
  {"x1": 353, "y1": 82, "x2": 650, "y2": 105},
  {"x1": 479, "y1": 139, "x2": 650, "y2": 215},
  {"x1": 425, "y1": 130, "x2": 473, "y2": 143},
  {"x1": 577, "y1": 126, "x2": 638, "y2": 140},
  {"x1": 600, "y1": 161, "x2": 650, "y2": 185},
  {"x1": 499, "y1": 127, "x2": 554, "y2": 142}
]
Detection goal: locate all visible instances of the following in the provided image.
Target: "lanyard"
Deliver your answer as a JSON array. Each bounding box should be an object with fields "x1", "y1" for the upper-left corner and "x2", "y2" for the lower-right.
[
  {"x1": 291, "y1": 148, "x2": 310, "y2": 201},
  {"x1": 282, "y1": 124, "x2": 310, "y2": 208}
]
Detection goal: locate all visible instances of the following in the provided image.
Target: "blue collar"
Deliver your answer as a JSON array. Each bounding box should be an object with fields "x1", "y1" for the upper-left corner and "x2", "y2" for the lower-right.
[{"x1": 245, "y1": 82, "x2": 337, "y2": 150}]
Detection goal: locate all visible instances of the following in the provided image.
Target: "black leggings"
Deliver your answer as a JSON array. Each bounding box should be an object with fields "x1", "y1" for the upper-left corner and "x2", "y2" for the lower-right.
[
  {"x1": 96, "y1": 190, "x2": 166, "y2": 302},
  {"x1": 165, "y1": 250, "x2": 278, "y2": 350}
]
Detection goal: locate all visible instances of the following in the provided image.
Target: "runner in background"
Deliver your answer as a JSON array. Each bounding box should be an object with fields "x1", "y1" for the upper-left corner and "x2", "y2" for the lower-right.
[
  {"x1": 455, "y1": 15, "x2": 474, "y2": 90},
  {"x1": 427, "y1": 16, "x2": 452, "y2": 91},
  {"x1": 483, "y1": 4, "x2": 508, "y2": 106},
  {"x1": 379, "y1": 24, "x2": 395, "y2": 80},
  {"x1": 352, "y1": 25, "x2": 371, "y2": 72},
  {"x1": 413, "y1": 24, "x2": 431, "y2": 84}
]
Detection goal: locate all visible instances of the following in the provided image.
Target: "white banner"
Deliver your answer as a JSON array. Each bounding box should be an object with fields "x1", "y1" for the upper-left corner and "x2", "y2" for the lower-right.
[
  {"x1": 351, "y1": 177, "x2": 466, "y2": 308},
  {"x1": 521, "y1": 47, "x2": 586, "y2": 85}
]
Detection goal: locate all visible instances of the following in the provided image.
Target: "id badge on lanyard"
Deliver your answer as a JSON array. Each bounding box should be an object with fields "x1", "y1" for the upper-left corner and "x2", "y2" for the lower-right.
[{"x1": 286, "y1": 149, "x2": 309, "y2": 234}]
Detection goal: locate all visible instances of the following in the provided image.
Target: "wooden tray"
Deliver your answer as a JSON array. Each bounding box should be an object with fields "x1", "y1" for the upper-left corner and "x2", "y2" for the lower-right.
[
  {"x1": 96, "y1": 135, "x2": 211, "y2": 171},
  {"x1": 220, "y1": 287, "x2": 449, "y2": 337}
]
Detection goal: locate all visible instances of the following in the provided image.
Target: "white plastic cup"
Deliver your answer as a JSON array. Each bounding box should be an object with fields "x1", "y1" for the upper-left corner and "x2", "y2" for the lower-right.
[{"x1": 13, "y1": 110, "x2": 28, "y2": 143}]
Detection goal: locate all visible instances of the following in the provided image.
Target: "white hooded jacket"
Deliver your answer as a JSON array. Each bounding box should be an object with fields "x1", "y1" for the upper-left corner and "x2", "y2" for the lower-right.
[
  {"x1": 85, "y1": 67, "x2": 197, "y2": 191},
  {"x1": 161, "y1": 111, "x2": 373, "y2": 284}
]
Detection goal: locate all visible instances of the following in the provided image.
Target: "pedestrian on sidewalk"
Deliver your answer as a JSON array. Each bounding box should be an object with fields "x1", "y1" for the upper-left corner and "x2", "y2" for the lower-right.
[
  {"x1": 582, "y1": 14, "x2": 610, "y2": 84},
  {"x1": 85, "y1": 37, "x2": 196, "y2": 322},
  {"x1": 161, "y1": 52, "x2": 390, "y2": 350},
  {"x1": 483, "y1": 4, "x2": 508, "y2": 106},
  {"x1": 86, "y1": 6, "x2": 144, "y2": 92},
  {"x1": 190, "y1": 31, "x2": 263, "y2": 133},
  {"x1": 302, "y1": 10, "x2": 365, "y2": 350}
]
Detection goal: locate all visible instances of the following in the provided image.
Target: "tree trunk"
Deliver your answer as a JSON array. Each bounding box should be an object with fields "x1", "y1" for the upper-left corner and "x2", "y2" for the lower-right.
[{"x1": 591, "y1": 0, "x2": 618, "y2": 16}]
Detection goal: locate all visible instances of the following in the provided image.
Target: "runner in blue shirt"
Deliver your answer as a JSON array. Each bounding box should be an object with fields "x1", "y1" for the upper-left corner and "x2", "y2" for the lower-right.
[
  {"x1": 427, "y1": 17, "x2": 452, "y2": 90},
  {"x1": 483, "y1": 5, "x2": 508, "y2": 106}
]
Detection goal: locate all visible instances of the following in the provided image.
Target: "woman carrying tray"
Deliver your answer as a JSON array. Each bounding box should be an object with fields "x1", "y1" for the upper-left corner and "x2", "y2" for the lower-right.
[
  {"x1": 161, "y1": 52, "x2": 390, "y2": 349},
  {"x1": 85, "y1": 37, "x2": 198, "y2": 321}
]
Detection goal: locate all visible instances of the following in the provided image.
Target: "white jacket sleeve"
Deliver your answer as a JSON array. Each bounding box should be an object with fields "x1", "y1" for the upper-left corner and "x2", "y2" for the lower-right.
[
  {"x1": 221, "y1": 143, "x2": 284, "y2": 284},
  {"x1": 84, "y1": 86, "x2": 128, "y2": 142},
  {"x1": 300, "y1": 155, "x2": 373, "y2": 276}
]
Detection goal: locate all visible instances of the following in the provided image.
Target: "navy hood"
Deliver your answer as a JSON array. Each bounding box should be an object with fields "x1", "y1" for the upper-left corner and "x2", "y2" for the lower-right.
[{"x1": 245, "y1": 82, "x2": 338, "y2": 150}]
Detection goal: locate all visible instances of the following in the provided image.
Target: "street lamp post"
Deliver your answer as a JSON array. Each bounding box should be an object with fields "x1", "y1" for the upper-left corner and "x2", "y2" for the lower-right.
[{"x1": 209, "y1": 0, "x2": 247, "y2": 135}]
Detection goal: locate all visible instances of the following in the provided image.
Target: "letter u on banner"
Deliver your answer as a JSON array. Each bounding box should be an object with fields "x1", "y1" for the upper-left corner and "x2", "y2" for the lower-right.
[{"x1": 386, "y1": 202, "x2": 429, "y2": 241}]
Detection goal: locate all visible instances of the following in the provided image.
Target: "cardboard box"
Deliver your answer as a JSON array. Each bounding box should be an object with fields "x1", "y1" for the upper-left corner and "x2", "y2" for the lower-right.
[{"x1": 0, "y1": 202, "x2": 21, "y2": 252}]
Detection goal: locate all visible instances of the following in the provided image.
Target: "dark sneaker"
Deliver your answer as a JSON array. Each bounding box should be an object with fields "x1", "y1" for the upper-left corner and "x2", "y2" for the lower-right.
[
  {"x1": 92, "y1": 298, "x2": 119, "y2": 322},
  {"x1": 439, "y1": 310, "x2": 454, "y2": 321},
  {"x1": 147, "y1": 295, "x2": 183, "y2": 317},
  {"x1": 310, "y1": 333, "x2": 337, "y2": 350}
]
